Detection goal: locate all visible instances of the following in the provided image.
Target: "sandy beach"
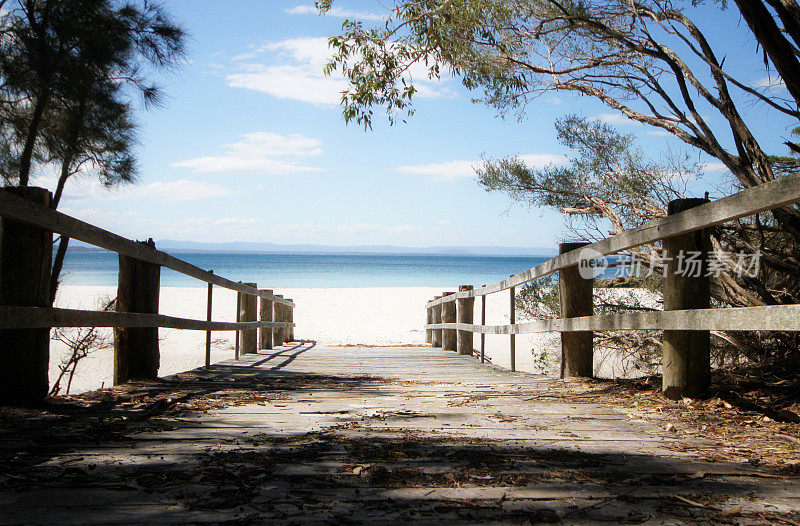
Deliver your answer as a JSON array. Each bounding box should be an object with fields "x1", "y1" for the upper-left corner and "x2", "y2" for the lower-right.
[
  {"x1": 50, "y1": 285, "x2": 658, "y2": 394},
  {"x1": 50, "y1": 285, "x2": 566, "y2": 394}
]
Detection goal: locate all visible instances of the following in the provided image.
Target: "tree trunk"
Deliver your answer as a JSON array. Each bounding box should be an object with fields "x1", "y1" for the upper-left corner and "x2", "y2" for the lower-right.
[
  {"x1": 49, "y1": 236, "x2": 69, "y2": 305},
  {"x1": 18, "y1": 93, "x2": 49, "y2": 187},
  {"x1": 734, "y1": 0, "x2": 800, "y2": 109}
]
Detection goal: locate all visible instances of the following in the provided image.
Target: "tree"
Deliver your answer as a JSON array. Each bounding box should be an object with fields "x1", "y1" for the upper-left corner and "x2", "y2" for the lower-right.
[
  {"x1": 480, "y1": 116, "x2": 800, "y2": 364},
  {"x1": 726, "y1": 0, "x2": 800, "y2": 125},
  {"x1": 323, "y1": 0, "x2": 800, "y2": 231},
  {"x1": 0, "y1": 0, "x2": 184, "y2": 186},
  {"x1": 323, "y1": 0, "x2": 800, "y2": 363},
  {"x1": 0, "y1": 0, "x2": 185, "y2": 301}
]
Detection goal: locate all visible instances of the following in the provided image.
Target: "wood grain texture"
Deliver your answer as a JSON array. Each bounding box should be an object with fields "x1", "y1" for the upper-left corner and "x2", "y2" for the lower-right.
[
  {"x1": 559, "y1": 242, "x2": 593, "y2": 379},
  {"x1": 431, "y1": 295, "x2": 442, "y2": 347},
  {"x1": 441, "y1": 292, "x2": 457, "y2": 351},
  {"x1": 239, "y1": 283, "x2": 258, "y2": 355},
  {"x1": 273, "y1": 295, "x2": 285, "y2": 347},
  {"x1": 4, "y1": 344, "x2": 798, "y2": 523},
  {"x1": 259, "y1": 290, "x2": 274, "y2": 350},
  {"x1": 426, "y1": 304, "x2": 800, "y2": 334},
  {"x1": 456, "y1": 285, "x2": 474, "y2": 356},
  {"x1": 662, "y1": 199, "x2": 711, "y2": 399},
  {"x1": 114, "y1": 241, "x2": 160, "y2": 385},
  {"x1": 0, "y1": 306, "x2": 295, "y2": 331}
]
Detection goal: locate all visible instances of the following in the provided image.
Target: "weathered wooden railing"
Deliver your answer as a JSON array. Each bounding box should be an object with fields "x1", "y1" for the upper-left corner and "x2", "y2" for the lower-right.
[
  {"x1": 0, "y1": 186, "x2": 296, "y2": 406},
  {"x1": 425, "y1": 173, "x2": 800, "y2": 399}
]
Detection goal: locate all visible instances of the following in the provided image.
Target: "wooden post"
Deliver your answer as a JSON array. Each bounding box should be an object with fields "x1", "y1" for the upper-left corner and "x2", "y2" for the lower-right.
[
  {"x1": 431, "y1": 295, "x2": 442, "y2": 347},
  {"x1": 559, "y1": 242, "x2": 594, "y2": 378},
  {"x1": 240, "y1": 283, "x2": 257, "y2": 355},
  {"x1": 234, "y1": 290, "x2": 241, "y2": 360},
  {"x1": 425, "y1": 302, "x2": 433, "y2": 344},
  {"x1": 259, "y1": 289, "x2": 274, "y2": 350},
  {"x1": 480, "y1": 291, "x2": 486, "y2": 363},
  {"x1": 205, "y1": 275, "x2": 213, "y2": 368},
  {"x1": 662, "y1": 198, "x2": 711, "y2": 399},
  {"x1": 274, "y1": 295, "x2": 285, "y2": 346},
  {"x1": 114, "y1": 238, "x2": 161, "y2": 385},
  {"x1": 287, "y1": 300, "x2": 294, "y2": 342},
  {"x1": 510, "y1": 284, "x2": 516, "y2": 372},
  {"x1": 456, "y1": 285, "x2": 475, "y2": 355},
  {"x1": 0, "y1": 187, "x2": 53, "y2": 405},
  {"x1": 441, "y1": 292, "x2": 457, "y2": 351}
]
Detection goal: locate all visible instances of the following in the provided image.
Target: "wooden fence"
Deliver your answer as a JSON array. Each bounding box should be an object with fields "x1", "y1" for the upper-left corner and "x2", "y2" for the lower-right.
[
  {"x1": 0, "y1": 187, "x2": 295, "y2": 406},
  {"x1": 425, "y1": 173, "x2": 800, "y2": 399}
]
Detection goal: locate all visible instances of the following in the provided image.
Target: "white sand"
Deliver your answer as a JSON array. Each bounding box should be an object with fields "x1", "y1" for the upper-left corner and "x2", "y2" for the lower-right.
[{"x1": 50, "y1": 286, "x2": 653, "y2": 395}]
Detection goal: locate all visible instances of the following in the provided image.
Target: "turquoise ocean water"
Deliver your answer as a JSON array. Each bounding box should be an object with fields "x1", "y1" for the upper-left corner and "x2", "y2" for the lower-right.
[{"x1": 60, "y1": 251, "x2": 553, "y2": 288}]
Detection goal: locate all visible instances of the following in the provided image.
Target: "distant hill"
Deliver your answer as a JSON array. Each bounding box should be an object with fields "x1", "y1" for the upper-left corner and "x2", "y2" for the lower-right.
[{"x1": 68, "y1": 239, "x2": 555, "y2": 257}]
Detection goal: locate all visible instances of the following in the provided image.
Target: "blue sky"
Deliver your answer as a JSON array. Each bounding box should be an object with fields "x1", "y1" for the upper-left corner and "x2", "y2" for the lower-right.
[{"x1": 39, "y1": 1, "x2": 799, "y2": 249}]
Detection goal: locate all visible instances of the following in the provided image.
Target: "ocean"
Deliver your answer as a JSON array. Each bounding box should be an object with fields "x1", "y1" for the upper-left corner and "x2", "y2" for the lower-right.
[{"x1": 59, "y1": 251, "x2": 553, "y2": 288}]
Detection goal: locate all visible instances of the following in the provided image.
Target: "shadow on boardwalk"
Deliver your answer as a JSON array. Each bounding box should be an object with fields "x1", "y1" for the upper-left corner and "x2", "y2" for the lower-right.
[{"x1": 1, "y1": 344, "x2": 799, "y2": 524}]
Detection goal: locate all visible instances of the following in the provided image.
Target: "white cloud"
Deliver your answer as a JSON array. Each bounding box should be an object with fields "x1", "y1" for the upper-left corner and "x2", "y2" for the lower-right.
[
  {"x1": 32, "y1": 173, "x2": 231, "y2": 203},
  {"x1": 752, "y1": 76, "x2": 786, "y2": 90},
  {"x1": 227, "y1": 38, "x2": 343, "y2": 105},
  {"x1": 185, "y1": 216, "x2": 261, "y2": 227},
  {"x1": 591, "y1": 113, "x2": 642, "y2": 126},
  {"x1": 227, "y1": 36, "x2": 453, "y2": 105},
  {"x1": 700, "y1": 162, "x2": 730, "y2": 173},
  {"x1": 395, "y1": 160, "x2": 479, "y2": 181},
  {"x1": 172, "y1": 132, "x2": 323, "y2": 175},
  {"x1": 395, "y1": 154, "x2": 568, "y2": 182},
  {"x1": 228, "y1": 65, "x2": 347, "y2": 105},
  {"x1": 285, "y1": 4, "x2": 384, "y2": 21},
  {"x1": 127, "y1": 180, "x2": 232, "y2": 202}
]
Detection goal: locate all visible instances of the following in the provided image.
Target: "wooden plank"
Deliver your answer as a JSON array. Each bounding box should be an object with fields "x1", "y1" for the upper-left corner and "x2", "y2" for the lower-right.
[
  {"x1": 662, "y1": 198, "x2": 712, "y2": 399},
  {"x1": 205, "y1": 281, "x2": 213, "y2": 367},
  {"x1": 0, "y1": 187, "x2": 52, "y2": 405},
  {"x1": 428, "y1": 172, "x2": 800, "y2": 306},
  {"x1": 0, "y1": 306, "x2": 295, "y2": 330},
  {"x1": 427, "y1": 303, "x2": 800, "y2": 333},
  {"x1": 0, "y1": 190, "x2": 294, "y2": 307},
  {"x1": 114, "y1": 242, "x2": 161, "y2": 384},
  {"x1": 559, "y1": 242, "x2": 593, "y2": 378},
  {"x1": 240, "y1": 282, "x2": 258, "y2": 355}
]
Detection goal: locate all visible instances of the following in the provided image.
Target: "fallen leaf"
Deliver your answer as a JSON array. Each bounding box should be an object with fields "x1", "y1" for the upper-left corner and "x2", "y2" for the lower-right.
[{"x1": 672, "y1": 494, "x2": 706, "y2": 508}]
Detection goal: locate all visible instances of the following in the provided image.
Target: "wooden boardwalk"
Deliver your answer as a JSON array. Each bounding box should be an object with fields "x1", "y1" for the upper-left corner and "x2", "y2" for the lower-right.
[{"x1": 2, "y1": 343, "x2": 800, "y2": 524}]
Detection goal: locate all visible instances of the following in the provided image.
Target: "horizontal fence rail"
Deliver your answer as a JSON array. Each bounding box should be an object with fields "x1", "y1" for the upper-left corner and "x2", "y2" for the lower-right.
[
  {"x1": 0, "y1": 190, "x2": 293, "y2": 307},
  {"x1": 0, "y1": 185, "x2": 300, "y2": 404},
  {"x1": 428, "y1": 304, "x2": 800, "y2": 334},
  {"x1": 0, "y1": 307, "x2": 296, "y2": 331},
  {"x1": 425, "y1": 173, "x2": 800, "y2": 398},
  {"x1": 427, "y1": 172, "x2": 800, "y2": 307}
]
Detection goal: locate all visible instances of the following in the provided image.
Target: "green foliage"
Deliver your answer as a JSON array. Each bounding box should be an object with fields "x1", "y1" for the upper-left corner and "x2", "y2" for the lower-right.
[
  {"x1": 0, "y1": 0, "x2": 186, "y2": 189},
  {"x1": 0, "y1": 0, "x2": 185, "y2": 305},
  {"x1": 477, "y1": 116, "x2": 694, "y2": 245},
  {"x1": 322, "y1": 0, "x2": 799, "y2": 203}
]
